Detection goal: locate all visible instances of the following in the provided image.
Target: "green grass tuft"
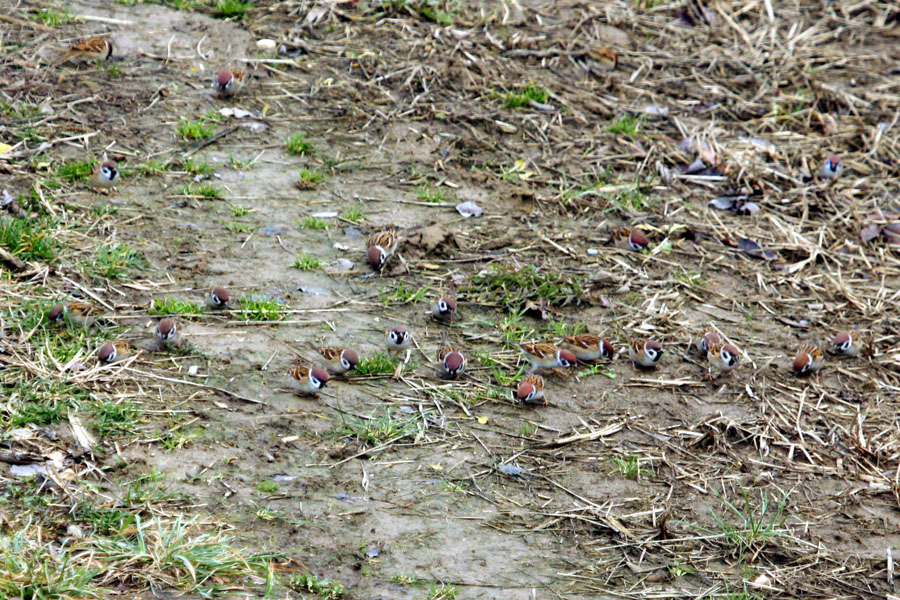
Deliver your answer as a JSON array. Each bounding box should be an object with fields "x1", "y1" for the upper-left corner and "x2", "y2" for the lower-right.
[
  {"x1": 35, "y1": 7, "x2": 74, "y2": 26},
  {"x1": 239, "y1": 296, "x2": 285, "y2": 321},
  {"x1": 181, "y1": 157, "x2": 213, "y2": 175},
  {"x1": 463, "y1": 263, "x2": 586, "y2": 311},
  {"x1": 502, "y1": 83, "x2": 549, "y2": 109},
  {"x1": 416, "y1": 185, "x2": 446, "y2": 203},
  {"x1": 285, "y1": 132, "x2": 314, "y2": 155},
  {"x1": 355, "y1": 353, "x2": 400, "y2": 376},
  {"x1": 176, "y1": 117, "x2": 215, "y2": 141},
  {"x1": 0, "y1": 217, "x2": 58, "y2": 261},
  {"x1": 292, "y1": 253, "x2": 324, "y2": 270},
  {"x1": 340, "y1": 206, "x2": 364, "y2": 223},
  {"x1": 215, "y1": 0, "x2": 252, "y2": 19},
  {"x1": 301, "y1": 216, "x2": 329, "y2": 230},
  {"x1": 607, "y1": 114, "x2": 644, "y2": 139},
  {"x1": 297, "y1": 168, "x2": 324, "y2": 188},
  {"x1": 149, "y1": 297, "x2": 204, "y2": 316},
  {"x1": 92, "y1": 243, "x2": 147, "y2": 280},
  {"x1": 289, "y1": 573, "x2": 345, "y2": 599},
  {"x1": 611, "y1": 454, "x2": 652, "y2": 479},
  {"x1": 55, "y1": 159, "x2": 95, "y2": 182},
  {"x1": 339, "y1": 408, "x2": 422, "y2": 446},
  {"x1": 183, "y1": 182, "x2": 223, "y2": 199}
]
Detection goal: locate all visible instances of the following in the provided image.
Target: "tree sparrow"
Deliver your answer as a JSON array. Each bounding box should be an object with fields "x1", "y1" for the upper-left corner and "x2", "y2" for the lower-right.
[
  {"x1": 561, "y1": 334, "x2": 614, "y2": 362},
  {"x1": 519, "y1": 342, "x2": 577, "y2": 372},
  {"x1": 431, "y1": 294, "x2": 457, "y2": 323},
  {"x1": 156, "y1": 318, "x2": 180, "y2": 347},
  {"x1": 820, "y1": 155, "x2": 843, "y2": 180},
  {"x1": 88, "y1": 161, "x2": 120, "y2": 189},
  {"x1": 792, "y1": 345, "x2": 825, "y2": 375},
  {"x1": 206, "y1": 287, "x2": 230, "y2": 309},
  {"x1": 212, "y1": 69, "x2": 248, "y2": 97},
  {"x1": 516, "y1": 374, "x2": 546, "y2": 405},
  {"x1": 829, "y1": 332, "x2": 859, "y2": 357},
  {"x1": 289, "y1": 365, "x2": 329, "y2": 396},
  {"x1": 697, "y1": 330, "x2": 722, "y2": 355},
  {"x1": 628, "y1": 339, "x2": 664, "y2": 369},
  {"x1": 64, "y1": 37, "x2": 113, "y2": 62},
  {"x1": 707, "y1": 342, "x2": 740, "y2": 376},
  {"x1": 385, "y1": 326, "x2": 411, "y2": 355},
  {"x1": 437, "y1": 332, "x2": 466, "y2": 379},
  {"x1": 97, "y1": 341, "x2": 131, "y2": 364},
  {"x1": 611, "y1": 228, "x2": 650, "y2": 251},
  {"x1": 366, "y1": 229, "x2": 399, "y2": 270},
  {"x1": 316, "y1": 346, "x2": 359, "y2": 375},
  {"x1": 48, "y1": 302, "x2": 100, "y2": 327}
]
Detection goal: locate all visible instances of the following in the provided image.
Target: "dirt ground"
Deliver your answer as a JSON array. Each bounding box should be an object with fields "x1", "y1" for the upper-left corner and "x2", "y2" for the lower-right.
[{"x1": 3, "y1": 0, "x2": 900, "y2": 598}]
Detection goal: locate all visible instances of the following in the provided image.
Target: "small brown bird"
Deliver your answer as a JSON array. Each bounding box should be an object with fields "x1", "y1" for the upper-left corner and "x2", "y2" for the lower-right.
[
  {"x1": 366, "y1": 229, "x2": 399, "y2": 270},
  {"x1": 64, "y1": 37, "x2": 113, "y2": 62},
  {"x1": 519, "y1": 342, "x2": 577, "y2": 372},
  {"x1": 289, "y1": 365, "x2": 329, "y2": 396},
  {"x1": 697, "y1": 330, "x2": 722, "y2": 355},
  {"x1": 561, "y1": 334, "x2": 614, "y2": 362},
  {"x1": 707, "y1": 342, "x2": 740, "y2": 376},
  {"x1": 436, "y1": 332, "x2": 466, "y2": 379},
  {"x1": 516, "y1": 374, "x2": 546, "y2": 405},
  {"x1": 792, "y1": 345, "x2": 825, "y2": 375},
  {"x1": 48, "y1": 302, "x2": 100, "y2": 327},
  {"x1": 88, "y1": 161, "x2": 120, "y2": 189},
  {"x1": 385, "y1": 326, "x2": 411, "y2": 356},
  {"x1": 206, "y1": 287, "x2": 230, "y2": 309},
  {"x1": 829, "y1": 332, "x2": 860, "y2": 357},
  {"x1": 155, "y1": 318, "x2": 180, "y2": 347},
  {"x1": 431, "y1": 294, "x2": 457, "y2": 323},
  {"x1": 212, "y1": 69, "x2": 248, "y2": 97},
  {"x1": 97, "y1": 341, "x2": 131, "y2": 364},
  {"x1": 315, "y1": 346, "x2": 360, "y2": 376},
  {"x1": 628, "y1": 339, "x2": 664, "y2": 369},
  {"x1": 611, "y1": 228, "x2": 650, "y2": 252}
]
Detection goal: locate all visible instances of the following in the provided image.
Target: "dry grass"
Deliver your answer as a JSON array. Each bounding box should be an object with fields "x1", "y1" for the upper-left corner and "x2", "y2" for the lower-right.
[{"x1": 2, "y1": 0, "x2": 900, "y2": 597}]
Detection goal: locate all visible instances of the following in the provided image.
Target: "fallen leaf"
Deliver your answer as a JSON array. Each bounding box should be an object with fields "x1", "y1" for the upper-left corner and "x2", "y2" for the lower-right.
[
  {"x1": 456, "y1": 201, "x2": 483, "y2": 218},
  {"x1": 860, "y1": 225, "x2": 881, "y2": 243},
  {"x1": 476, "y1": 415, "x2": 488, "y2": 424},
  {"x1": 708, "y1": 197, "x2": 733, "y2": 210}
]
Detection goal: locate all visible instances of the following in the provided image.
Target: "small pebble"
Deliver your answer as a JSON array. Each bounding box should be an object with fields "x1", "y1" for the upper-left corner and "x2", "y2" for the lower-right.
[
  {"x1": 259, "y1": 225, "x2": 284, "y2": 236},
  {"x1": 587, "y1": 248, "x2": 599, "y2": 255},
  {"x1": 256, "y1": 39, "x2": 276, "y2": 51}
]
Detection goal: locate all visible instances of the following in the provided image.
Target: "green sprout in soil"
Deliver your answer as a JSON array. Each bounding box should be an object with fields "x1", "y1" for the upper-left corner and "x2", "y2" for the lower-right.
[
  {"x1": 90, "y1": 400, "x2": 140, "y2": 438},
  {"x1": 0, "y1": 217, "x2": 58, "y2": 261},
  {"x1": 134, "y1": 158, "x2": 172, "y2": 175},
  {"x1": 181, "y1": 157, "x2": 213, "y2": 175},
  {"x1": 225, "y1": 222, "x2": 254, "y2": 233},
  {"x1": 416, "y1": 185, "x2": 446, "y2": 203},
  {"x1": 292, "y1": 253, "x2": 323, "y2": 271},
  {"x1": 239, "y1": 296, "x2": 285, "y2": 321},
  {"x1": 611, "y1": 454, "x2": 652, "y2": 479},
  {"x1": 297, "y1": 168, "x2": 324, "y2": 189},
  {"x1": 702, "y1": 487, "x2": 788, "y2": 559},
  {"x1": 464, "y1": 264, "x2": 586, "y2": 311},
  {"x1": 55, "y1": 159, "x2": 95, "y2": 182},
  {"x1": 381, "y1": 283, "x2": 428, "y2": 305},
  {"x1": 176, "y1": 117, "x2": 215, "y2": 141},
  {"x1": 229, "y1": 204, "x2": 251, "y2": 217},
  {"x1": 35, "y1": 8, "x2": 73, "y2": 26},
  {"x1": 340, "y1": 408, "x2": 421, "y2": 446},
  {"x1": 4, "y1": 379, "x2": 85, "y2": 429},
  {"x1": 301, "y1": 216, "x2": 329, "y2": 230},
  {"x1": 229, "y1": 154, "x2": 254, "y2": 170},
  {"x1": 667, "y1": 559, "x2": 696, "y2": 578},
  {"x1": 502, "y1": 83, "x2": 549, "y2": 109},
  {"x1": 93, "y1": 243, "x2": 147, "y2": 280},
  {"x1": 428, "y1": 582, "x2": 459, "y2": 600},
  {"x1": 608, "y1": 178, "x2": 656, "y2": 212},
  {"x1": 183, "y1": 182, "x2": 223, "y2": 199},
  {"x1": 255, "y1": 481, "x2": 279, "y2": 494},
  {"x1": 547, "y1": 321, "x2": 586, "y2": 337},
  {"x1": 576, "y1": 363, "x2": 617, "y2": 379},
  {"x1": 215, "y1": 0, "x2": 252, "y2": 20},
  {"x1": 289, "y1": 573, "x2": 345, "y2": 599},
  {"x1": 149, "y1": 297, "x2": 204, "y2": 316},
  {"x1": 340, "y1": 206, "x2": 364, "y2": 223},
  {"x1": 355, "y1": 353, "x2": 400, "y2": 376},
  {"x1": 607, "y1": 114, "x2": 644, "y2": 139},
  {"x1": 285, "y1": 132, "x2": 314, "y2": 156}
]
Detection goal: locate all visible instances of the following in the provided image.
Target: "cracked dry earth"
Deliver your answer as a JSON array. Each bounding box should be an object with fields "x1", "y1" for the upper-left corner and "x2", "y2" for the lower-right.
[{"x1": 5, "y1": 0, "x2": 900, "y2": 598}]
